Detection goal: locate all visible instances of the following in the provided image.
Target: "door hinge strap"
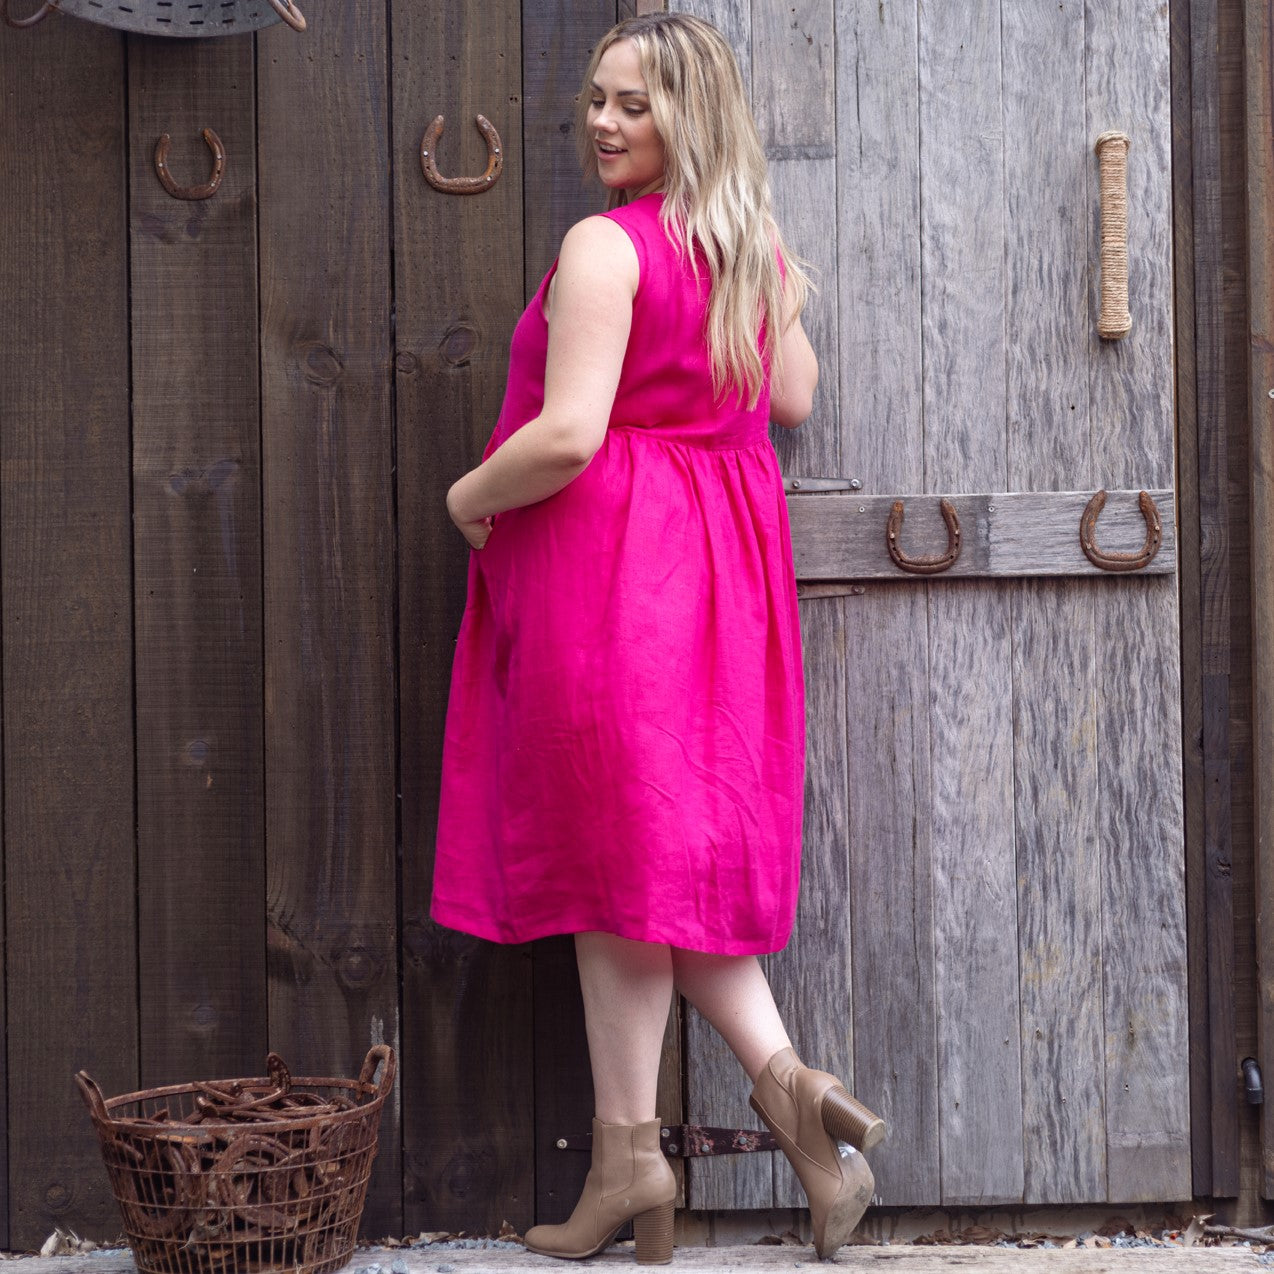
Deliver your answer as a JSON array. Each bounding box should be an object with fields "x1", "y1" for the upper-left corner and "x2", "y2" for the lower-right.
[{"x1": 553, "y1": 1124, "x2": 779, "y2": 1158}]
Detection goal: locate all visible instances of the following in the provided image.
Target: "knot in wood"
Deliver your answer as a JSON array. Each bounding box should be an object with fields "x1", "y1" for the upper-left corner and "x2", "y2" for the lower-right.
[
  {"x1": 439, "y1": 323, "x2": 478, "y2": 368},
  {"x1": 300, "y1": 341, "x2": 345, "y2": 387}
]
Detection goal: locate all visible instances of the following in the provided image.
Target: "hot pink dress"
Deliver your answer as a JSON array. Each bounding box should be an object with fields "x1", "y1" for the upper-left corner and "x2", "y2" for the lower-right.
[{"x1": 429, "y1": 191, "x2": 804, "y2": 956}]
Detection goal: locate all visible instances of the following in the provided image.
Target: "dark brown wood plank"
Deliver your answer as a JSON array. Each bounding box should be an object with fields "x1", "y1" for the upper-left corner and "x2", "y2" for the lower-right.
[
  {"x1": 395, "y1": 0, "x2": 530, "y2": 1236},
  {"x1": 128, "y1": 39, "x2": 266, "y2": 1091},
  {"x1": 1170, "y1": 0, "x2": 1213, "y2": 1200},
  {"x1": 256, "y1": 4, "x2": 400, "y2": 1238},
  {"x1": 522, "y1": 0, "x2": 615, "y2": 297},
  {"x1": 0, "y1": 17, "x2": 135, "y2": 1248},
  {"x1": 1242, "y1": 0, "x2": 1274, "y2": 1204},
  {"x1": 1190, "y1": 0, "x2": 1240, "y2": 1199}
]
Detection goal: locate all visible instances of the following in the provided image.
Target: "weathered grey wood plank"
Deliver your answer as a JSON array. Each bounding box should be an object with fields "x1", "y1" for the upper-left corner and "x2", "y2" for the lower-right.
[
  {"x1": 833, "y1": 0, "x2": 936, "y2": 1208},
  {"x1": 750, "y1": 0, "x2": 842, "y2": 1215},
  {"x1": 786, "y1": 490, "x2": 1176, "y2": 581},
  {"x1": 769, "y1": 596, "x2": 852, "y2": 1210},
  {"x1": 1001, "y1": 0, "x2": 1105, "y2": 1207},
  {"x1": 672, "y1": 0, "x2": 767, "y2": 1215},
  {"x1": 918, "y1": 0, "x2": 1023, "y2": 1207},
  {"x1": 844, "y1": 582, "x2": 937, "y2": 1206},
  {"x1": 1085, "y1": 0, "x2": 1190, "y2": 1203}
]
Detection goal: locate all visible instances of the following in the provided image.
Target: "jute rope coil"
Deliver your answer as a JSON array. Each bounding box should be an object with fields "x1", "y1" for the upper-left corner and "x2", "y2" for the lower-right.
[{"x1": 1094, "y1": 130, "x2": 1132, "y2": 339}]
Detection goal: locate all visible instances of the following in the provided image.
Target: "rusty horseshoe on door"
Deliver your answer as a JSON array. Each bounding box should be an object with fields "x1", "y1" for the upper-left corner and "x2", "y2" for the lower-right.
[
  {"x1": 420, "y1": 114, "x2": 504, "y2": 195},
  {"x1": 1079, "y1": 489, "x2": 1162, "y2": 572},
  {"x1": 886, "y1": 498, "x2": 962, "y2": 575},
  {"x1": 154, "y1": 128, "x2": 225, "y2": 201}
]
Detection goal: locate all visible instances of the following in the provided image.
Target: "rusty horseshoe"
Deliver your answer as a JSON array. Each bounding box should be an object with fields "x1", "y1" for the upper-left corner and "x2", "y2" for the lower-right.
[
  {"x1": 1079, "y1": 489, "x2": 1162, "y2": 572},
  {"x1": 420, "y1": 114, "x2": 504, "y2": 195},
  {"x1": 265, "y1": 0, "x2": 306, "y2": 32},
  {"x1": 1, "y1": 0, "x2": 57, "y2": 27},
  {"x1": 886, "y1": 498, "x2": 962, "y2": 575},
  {"x1": 154, "y1": 128, "x2": 225, "y2": 201}
]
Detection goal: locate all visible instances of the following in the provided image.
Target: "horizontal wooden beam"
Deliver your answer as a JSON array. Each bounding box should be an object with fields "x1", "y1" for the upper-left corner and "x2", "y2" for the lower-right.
[{"x1": 788, "y1": 488, "x2": 1176, "y2": 581}]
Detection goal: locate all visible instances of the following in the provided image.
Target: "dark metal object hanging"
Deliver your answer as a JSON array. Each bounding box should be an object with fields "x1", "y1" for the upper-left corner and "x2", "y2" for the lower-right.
[
  {"x1": 554, "y1": 1123, "x2": 780, "y2": 1159},
  {"x1": 155, "y1": 129, "x2": 226, "y2": 201},
  {"x1": 1079, "y1": 488, "x2": 1163, "y2": 572},
  {"x1": 886, "y1": 497, "x2": 962, "y2": 575},
  {"x1": 420, "y1": 114, "x2": 504, "y2": 195},
  {"x1": 3, "y1": 0, "x2": 305, "y2": 36}
]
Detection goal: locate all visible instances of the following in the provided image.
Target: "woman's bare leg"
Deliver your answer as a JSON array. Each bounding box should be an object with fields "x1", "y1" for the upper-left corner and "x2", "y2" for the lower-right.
[
  {"x1": 670, "y1": 948, "x2": 792, "y2": 1081},
  {"x1": 574, "y1": 931, "x2": 675, "y2": 1123}
]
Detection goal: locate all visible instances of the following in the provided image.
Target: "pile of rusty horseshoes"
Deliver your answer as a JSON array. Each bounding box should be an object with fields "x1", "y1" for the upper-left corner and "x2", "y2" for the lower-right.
[{"x1": 77, "y1": 1047, "x2": 394, "y2": 1274}]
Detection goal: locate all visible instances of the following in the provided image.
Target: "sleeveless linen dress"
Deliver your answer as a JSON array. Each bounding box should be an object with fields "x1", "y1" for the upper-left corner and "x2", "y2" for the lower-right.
[{"x1": 429, "y1": 191, "x2": 805, "y2": 956}]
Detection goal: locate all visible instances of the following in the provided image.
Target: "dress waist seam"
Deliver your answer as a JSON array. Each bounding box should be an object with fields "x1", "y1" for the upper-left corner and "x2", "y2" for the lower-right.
[{"x1": 606, "y1": 423, "x2": 773, "y2": 453}]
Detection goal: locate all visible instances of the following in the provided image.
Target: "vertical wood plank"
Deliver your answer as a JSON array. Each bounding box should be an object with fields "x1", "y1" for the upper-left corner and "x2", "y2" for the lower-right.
[
  {"x1": 1086, "y1": 0, "x2": 1191, "y2": 1202},
  {"x1": 396, "y1": 0, "x2": 532, "y2": 1235},
  {"x1": 257, "y1": 2, "x2": 401, "y2": 1236},
  {"x1": 662, "y1": 0, "x2": 768, "y2": 1214},
  {"x1": 1187, "y1": 0, "x2": 1241, "y2": 1196},
  {"x1": 128, "y1": 40, "x2": 267, "y2": 1090},
  {"x1": 1001, "y1": 0, "x2": 1105, "y2": 1205},
  {"x1": 1244, "y1": 0, "x2": 1274, "y2": 1203},
  {"x1": 0, "y1": 19, "x2": 135, "y2": 1247},
  {"x1": 918, "y1": 0, "x2": 1022, "y2": 1207},
  {"x1": 749, "y1": 0, "x2": 843, "y2": 1215},
  {"x1": 836, "y1": 0, "x2": 938, "y2": 1208},
  {"x1": 522, "y1": 0, "x2": 616, "y2": 296},
  {"x1": 518, "y1": 0, "x2": 614, "y2": 1230}
]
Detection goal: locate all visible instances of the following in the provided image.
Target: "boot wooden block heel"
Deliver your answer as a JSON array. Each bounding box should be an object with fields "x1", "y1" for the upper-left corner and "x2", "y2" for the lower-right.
[
  {"x1": 633, "y1": 1200, "x2": 675, "y2": 1265},
  {"x1": 821, "y1": 1085, "x2": 885, "y2": 1153}
]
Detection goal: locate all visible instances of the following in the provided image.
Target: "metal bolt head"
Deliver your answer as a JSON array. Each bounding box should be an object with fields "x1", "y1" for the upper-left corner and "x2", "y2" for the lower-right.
[
  {"x1": 666, "y1": 1143, "x2": 679, "y2": 1154},
  {"x1": 791, "y1": 479, "x2": 802, "y2": 489},
  {"x1": 849, "y1": 478, "x2": 863, "y2": 490},
  {"x1": 555, "y1": 1138, "x2": 567, "y2": 1150},
  {"x1": 858, "y1": 506, "x2": 866, "y2": 513},
  {"x1": 660, "y1": 1128, "x2": 670, "y2": 1137}
]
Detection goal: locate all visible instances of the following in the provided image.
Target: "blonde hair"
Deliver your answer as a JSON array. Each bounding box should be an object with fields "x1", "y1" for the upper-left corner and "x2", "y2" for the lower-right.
[{"x1": 574, "y1": 13, "x2": 812, "y2": 409}]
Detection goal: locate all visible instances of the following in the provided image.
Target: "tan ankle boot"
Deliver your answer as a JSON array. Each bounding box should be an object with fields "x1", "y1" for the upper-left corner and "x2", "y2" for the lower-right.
[
  {"x1": 524, "y1": 1117, "x2": 676, "y2": 1263},
  {"x1": 748, "y1": 1048, "x2": 881, "y2": 1258}
]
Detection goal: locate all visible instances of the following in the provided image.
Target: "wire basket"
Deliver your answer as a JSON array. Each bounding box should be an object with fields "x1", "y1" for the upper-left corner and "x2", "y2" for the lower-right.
[{"x1": 76, "y1": 1046, "x2": 395, "y2": 1274}]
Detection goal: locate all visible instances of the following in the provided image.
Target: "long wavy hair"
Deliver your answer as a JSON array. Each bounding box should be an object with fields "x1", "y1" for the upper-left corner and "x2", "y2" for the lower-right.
[{"x1": 574, "y1": 13, "x2": 813, "y2": 409}]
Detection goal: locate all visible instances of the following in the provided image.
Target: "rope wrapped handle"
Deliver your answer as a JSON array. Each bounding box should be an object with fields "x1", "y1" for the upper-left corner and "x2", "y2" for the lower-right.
[{"x1": 1095, "y1": 130, "x2": 1131, "y2": 340}]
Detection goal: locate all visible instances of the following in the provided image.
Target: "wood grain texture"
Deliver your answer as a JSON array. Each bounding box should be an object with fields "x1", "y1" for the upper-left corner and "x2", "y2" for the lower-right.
[
  {"x1": 1013, "y1": 581, "x2": 1106, "y2": 1203},
  {"x1": 1002, "y1": 0, "x2": 1104, "y2": 1205},
  {"x1": 1244, "y1": 0, "x2": 1274, "y2": 1203},
  {"x1": 128, "y1": 40, "x2": 266, "y2": 1092},
  {"x1": 918, "y1": 0, "x2": 1022, "y2": 1207},
  {"x1": 257, "y1": 0, "x2": 400, "y2": 1236},
  {"x1": 522, "y1": 0, "x2": 615, "y2": 296},
  {"x1": 1187, "y1": 0, "x2": 1241, "y2": 1197},
  {"x1": 395, "y1": 0, "x2": 531, "y2": 1235},
  {"x1": 1086, "y1": 0, "x2": 1190, "y2": 1204},
  {"x1": 787, "y1": 490, "x2": 1176, "y2": 581},
  {"x1": 834, "y1": 0, "x2": 936, "y2": 1208},
  {"x1": 769, "y1": 597, "x2": 852, "y2": 1209},
  {"x1": 1169, "y1": 0, "x2": 1212, "y2": 1198},
  {"x1": 0, "y1": 18, "x2": 135, "y2": 1249},
  {"x1": 844, "y1": 583, "x2": 937, "y2": 1204}
]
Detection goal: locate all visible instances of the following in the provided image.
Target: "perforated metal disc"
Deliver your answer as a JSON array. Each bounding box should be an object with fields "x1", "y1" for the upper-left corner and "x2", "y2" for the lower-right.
[{"x1": 52, "y1": 0, "x2": 296, "y2": 36}]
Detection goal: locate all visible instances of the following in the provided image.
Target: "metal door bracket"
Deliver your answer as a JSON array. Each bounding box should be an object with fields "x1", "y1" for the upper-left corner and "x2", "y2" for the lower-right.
[
  {"x1": 785, "y1": 477, "x2": 861, "y2": 493},
  {"x1": 886, "y1": 498, "x2": 962, "y2": 575},
  {"x1": 555, "y1": 1124, "x2": 779, "y2": 1159},
  {"x1": 1079, "y1": 489, "x2": 1162, "y2": 572}
]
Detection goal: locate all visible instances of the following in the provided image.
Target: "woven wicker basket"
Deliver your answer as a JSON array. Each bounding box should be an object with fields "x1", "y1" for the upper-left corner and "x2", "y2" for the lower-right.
[{"x1": 76, "y1": 1046, "x2": 395, "y2": 1274}]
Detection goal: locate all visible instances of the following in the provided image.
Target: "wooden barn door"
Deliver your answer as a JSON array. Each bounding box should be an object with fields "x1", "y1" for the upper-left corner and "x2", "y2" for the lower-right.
[{"x1": 675, "y1": 0, "x2": 1189, "y2": 1209}]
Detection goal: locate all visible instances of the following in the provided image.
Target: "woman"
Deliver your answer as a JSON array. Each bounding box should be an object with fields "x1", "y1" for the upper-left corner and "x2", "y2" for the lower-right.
[{"x1": 430, "y1": 13, "x2": 883, "y2": 1264}]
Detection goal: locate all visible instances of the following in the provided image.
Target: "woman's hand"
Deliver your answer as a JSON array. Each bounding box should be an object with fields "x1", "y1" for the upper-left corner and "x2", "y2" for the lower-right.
[{"x1": 447, "y1": 475, "x2": 494, "y2": 551}]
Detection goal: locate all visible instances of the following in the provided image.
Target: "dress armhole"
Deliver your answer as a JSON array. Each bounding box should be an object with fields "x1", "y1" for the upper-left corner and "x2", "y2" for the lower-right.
[{"x1": 598, "y1": 209, "x2": 647, "y2": 303}]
